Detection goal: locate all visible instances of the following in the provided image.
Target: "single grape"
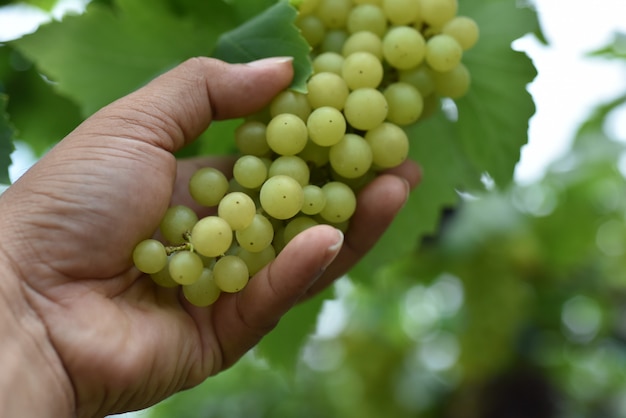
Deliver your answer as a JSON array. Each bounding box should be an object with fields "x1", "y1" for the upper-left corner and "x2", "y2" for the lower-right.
[
  {"x1": 398, "y1": 65, "x2": 436, "y2": 97},
  {"x1": 182, "y1": 268, "x2": 221, "y2": 307},
  {"x1": 268, "y1": 155, "x2": 311, "y2": 187},
  {"x1": 430, "y1": 63, "x2": 471, "y2": 99},
  {"x1": 329, "y1": 133, "x2": 373, "y2": 179},
  {"x1": 313, "y1": 52, "x2": 345, "y2": 75},
  {"x1": 442, "y1": 16, "x2": 480, "y2": 50},
  {"x1": 319, "y1": 182, "x2": 357, "y2": 223},
  {"x1": 320, "y1": 29, "x2": 350, "y2": 54},
  {"x1": 419, "y1": 0, "x2": 458, "y2": 27},
  {"x1": 233, "y1": 155, "x2": 268, "y2": 190},
  {"x1": 235, "y1": 120, "x2": 270, "y2": 157},
  {"x1": 365, "y1": 122, "x2": 410, "y2": 169},
  {"x1": 342, "y1": 51, "x2": 384, "y2": 90},
  {"x1": 342, "y1": 31, "x2": 384, "y2": 60},
  {"x1": 383, "y1": 82, "x2": 424, "y2": 126},
  {"x1": 266, "y1": 113, "x2": 309, "y2": 156},
  {"x1": 297, "y1": 14, "x2": 326, "y2": 48},
  {"x1": 302, "y1": 184, "x2": 327, "y2": 215},
  {"x1": 260, "y1": 175, "x2": 304, "y2": 220},
  {"x1": 213, "y1": 255, "x2": 250, "y2": 293},
  {"x1": 189, "y1": 167, "x2": 229, "y2": 207},
  {"x1": 382, "y1": 26, "x2": 426, "y2": 70},
  {"x1": 314, "y1": 0, "x2": 352, "y2": 29},
  {"x1": 382, "y1": 0, "x2": 420, "y2": 25},
  {"x1": 190, "y1": 216, "x2": 233, "y2": 257},
  {"x1": 235, "y1": 213, "x2": 274, "y2": 253},
  {"x1": 168, "y1": 250, "x2": 204, "y2": 285},
  {"x1": 298, "y1": 140, "x2": 331, "y2": 168},
  {"x1": 347, "y1": 4, "x2": 388, "y2": 37},
  {"x1": 307, "y1": 72, "x2": 350, "y2": 110},
  {"x1": 269, "y1": 90, "x2": 312, "y2": 121},
  {"x1": 133, "y1": 239, "x2": 168, "y2": 274},
  {"x1": 307, "y1": 106, "x2": 347, "y2": 147},
  {"x1": 217, "y1": 192, "x2": 257, "y2": 231},
  {"x1": 343, "y1": 88, "x2": 388, "y2": 131},
  {"x1": 297, "y1": 0, "x2": 321, "y2": 16},
  {"x1": 159, "y1": 205, "x2": 197, "y2": 245},
  {"x1": 425, "y1": 34, "x2": 463, "y2": 72}
]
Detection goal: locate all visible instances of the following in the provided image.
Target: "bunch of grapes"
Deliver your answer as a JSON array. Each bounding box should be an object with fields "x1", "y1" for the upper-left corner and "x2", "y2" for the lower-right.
[{"x1": 132, "y1": 0, "x2": 479, "y2": 307}]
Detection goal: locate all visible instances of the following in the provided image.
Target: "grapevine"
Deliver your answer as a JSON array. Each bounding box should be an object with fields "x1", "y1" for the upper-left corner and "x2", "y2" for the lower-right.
[{"x1": 131, "y1": 0, "x2": 479, "y2": 306}]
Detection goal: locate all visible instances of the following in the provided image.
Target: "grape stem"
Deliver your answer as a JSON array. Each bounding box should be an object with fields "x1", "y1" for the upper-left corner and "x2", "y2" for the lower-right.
[{"x1": 165, "y1": 231, "x2": 193, "y2": 255}]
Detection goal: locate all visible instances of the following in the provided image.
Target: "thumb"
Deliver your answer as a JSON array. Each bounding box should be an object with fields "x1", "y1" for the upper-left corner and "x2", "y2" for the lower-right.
[{"x1": 75, "y1": 56, "x2": 295, "y2": 153}]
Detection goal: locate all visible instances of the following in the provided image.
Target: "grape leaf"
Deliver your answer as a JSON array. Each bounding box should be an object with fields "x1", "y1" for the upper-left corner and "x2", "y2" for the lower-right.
[
  {"x1": 351, "y1": 0, "x2": 539, "y2": 280},
  {"x1": 212, "y1": 1, "x2": 312, "y2": 93},
  {"x1": 11, "y1": 0, "x2": 230, "y2": 117},
  {"x1": 0, "y1": 94, "x2": 15, "y2": 184}
]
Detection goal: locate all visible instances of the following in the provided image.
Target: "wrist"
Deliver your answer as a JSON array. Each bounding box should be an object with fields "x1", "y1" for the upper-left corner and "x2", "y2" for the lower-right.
[{"x1": 0, "y1": 254, "x2": 75, "y2": 417}]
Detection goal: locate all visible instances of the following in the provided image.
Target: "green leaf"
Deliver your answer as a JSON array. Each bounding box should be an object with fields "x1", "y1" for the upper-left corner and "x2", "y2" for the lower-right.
[
  {"x1": 11, "y1": 0, "x2": 226, "y2": 117},
  {"x1": 0, "y1": 94, "x2": 15, "y2": 184},
  {"x1": 213, "y1": 1, "x2": 312, "y2": 93}
]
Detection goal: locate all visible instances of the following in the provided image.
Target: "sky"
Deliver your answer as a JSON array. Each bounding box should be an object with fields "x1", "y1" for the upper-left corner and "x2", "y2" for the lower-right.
[{"x1": 1, "y1": 0, "x2": 626, "y2": 186}]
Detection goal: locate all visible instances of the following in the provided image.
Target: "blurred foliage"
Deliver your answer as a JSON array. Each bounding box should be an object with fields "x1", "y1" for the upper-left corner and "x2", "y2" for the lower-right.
[{"x1": 145, "y1": 33, "x2": 626, "y2": 418}]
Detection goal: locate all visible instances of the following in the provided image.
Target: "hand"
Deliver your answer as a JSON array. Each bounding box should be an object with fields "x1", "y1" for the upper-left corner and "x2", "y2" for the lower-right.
[{"x1": 0, "y1": 57, "x2": 421, "y2": 417}]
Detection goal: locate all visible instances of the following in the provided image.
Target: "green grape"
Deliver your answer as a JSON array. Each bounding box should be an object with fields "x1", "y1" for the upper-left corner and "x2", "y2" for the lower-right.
[
  {"x1": 268, "y1": 155, "x2": 311, "y2": 187},
  {"x1": 235, "y1": 120, "x2": 270, "y2": 157},
  {"x1": 430, "y1": 63, "x2": 471, "y2": 99},
  {"x1": 320, "y1": 29, "x2": 349, "y2": 54},
  {"x1": 332, "y1": 169, "x2": 376, "y2": 193},
  {"x1": 307, "y1": 72, "x2": 350, "y2": 110},
  {"x1": 168, "y1": 250, "x2": 203, "y2": 285},
  {"x1": 347, "y1": 4, "x2": 388, "y2": 37},
  {"x1": 260, "y1": 175, "x2": 304, "y2": 220},
  {"x1": 319, "y1": 182, "x2": 357, "y2": 223},
  {"x1": 233, "y1": 155, "x2": 268, "y2": 190},
  {"x1": 342, "y1": 31, "x2": 384, "y2": 60},
  {"x1": 297, "y1": 0, "x2": 321, "y2": 16},
  {"x1": 383, "y1": 82, "x2": 424, "y2": 126},
  {"x1": 382, "y1": 0, "x2": 420, "y2": 25},
  {"x1": 341, "y1": 51, "x2": 384, "y2": 90},
  {"x1": 398, "y1": 65, "x2": 436, "y2": 97},
  {"x1": 343, "y1": 88, "x2": 388, "y2": 131},
  {"x1": 284, "y1": 216, "x2": 319, "y2": 244},
  {"x1": 213, "y1": 255, "x2": 250, "y2": 293},
  {"x1": 269, "y1": 90, "x2": 312, "y2": 122},
  {"x1": 365, "y1": 122, "x2": 409, "y2": 169},
  {"x1": 312, "y1": 52, "x2": 345, "y2": 75},
  {"x1": 190, "y1": 216, "x2": 233, "y2": 257},
  {"x1": 217, "y1": 192, "x2": 257, "y2": 231},
  {"x1": 297, "y1": 14, "x2": 326, "y2": 47},
  {"x1": 237, "y1": 245, "x2": 276, "y2": 276},
  {"x1": 419, "y1": 0, "x2": 458, "y2": 27},
  {"x1": 182, "y1": 268, "x2": 221, "y2": 307},
  {"x1": 298, "y1": 139, "x2": 330, "y2": 168},
  {"x1": 425, "y1": 34, "x2": 463, "y2": 72},
  {"x1": 133, "y1": 239, "x2": 168, "y2": 274},
  {"x1": 235, "y1": 213, "x2": 274, "y2": 253},
  {"x1": 382, "y1": 26, "x2": 426, "y2": 70},
  {"x1": 329, "y1": 133, "x2": 373, "y2": 179},
  {"x1": 302, "y1": 184, "x2": 327, "y2": 215},
  {"x1": 189, "y1": 167, "x2": 230, "y2": 207},
  {"x1": 307, "y1": 106, "x2": 347, "y2": 147},
  {"x1": 266, "y1": 113, "x2": 309, "y2": 156},
  {"x1": 314, "y1": 0, "x2": 352, "y2": 29},
  {"x1": 442, "y1": 16, "x2": 479, "y2": 50},
  {"x1": 159, "y1": 205, "x2": 197, "y2": 245},
  {"x1": 150, "y1": 260, "x2": 179, "y2": 288}
]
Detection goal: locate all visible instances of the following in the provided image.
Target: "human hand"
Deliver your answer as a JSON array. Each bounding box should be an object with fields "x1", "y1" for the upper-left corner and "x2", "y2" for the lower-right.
[{"x1": 0, "y1": 57, "x2": 420, "y2": 417}]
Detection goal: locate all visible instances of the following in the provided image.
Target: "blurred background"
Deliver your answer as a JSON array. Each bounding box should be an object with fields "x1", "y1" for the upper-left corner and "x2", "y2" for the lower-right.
[{"x1": 2, "y1": 0, "x2": 626, "y2": 417}]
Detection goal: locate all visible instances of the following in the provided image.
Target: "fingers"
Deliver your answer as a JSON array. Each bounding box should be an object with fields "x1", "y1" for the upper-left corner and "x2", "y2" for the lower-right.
[
  {"x1": 75, "y1": 56, "x2": 295, "y2": 153},
  {"x1": 212, "y1": 225, "x2": 343, "y2": 368}
]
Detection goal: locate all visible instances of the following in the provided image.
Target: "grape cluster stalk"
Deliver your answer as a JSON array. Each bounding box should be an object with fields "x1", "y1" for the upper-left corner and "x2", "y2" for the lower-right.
[{"x1": 132, "y1": 0, "x2": 479, "y2": 307}]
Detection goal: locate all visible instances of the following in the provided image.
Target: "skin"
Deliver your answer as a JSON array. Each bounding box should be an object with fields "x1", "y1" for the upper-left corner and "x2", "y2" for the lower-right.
[{"x1": 0, "y1": 56, "x2": 421, "y2": 417}]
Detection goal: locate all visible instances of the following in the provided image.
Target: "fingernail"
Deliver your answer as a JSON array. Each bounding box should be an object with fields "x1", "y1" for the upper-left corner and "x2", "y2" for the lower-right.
[
  {"x1": 400, "y1": 177, "x2": 411, "y2": 207},
  {"x1": 246, "y1": 56, "x2": 294, "y2": 67},
  {"x1": 323, "y1": 228, "x2": 344, "y2": 270}
]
